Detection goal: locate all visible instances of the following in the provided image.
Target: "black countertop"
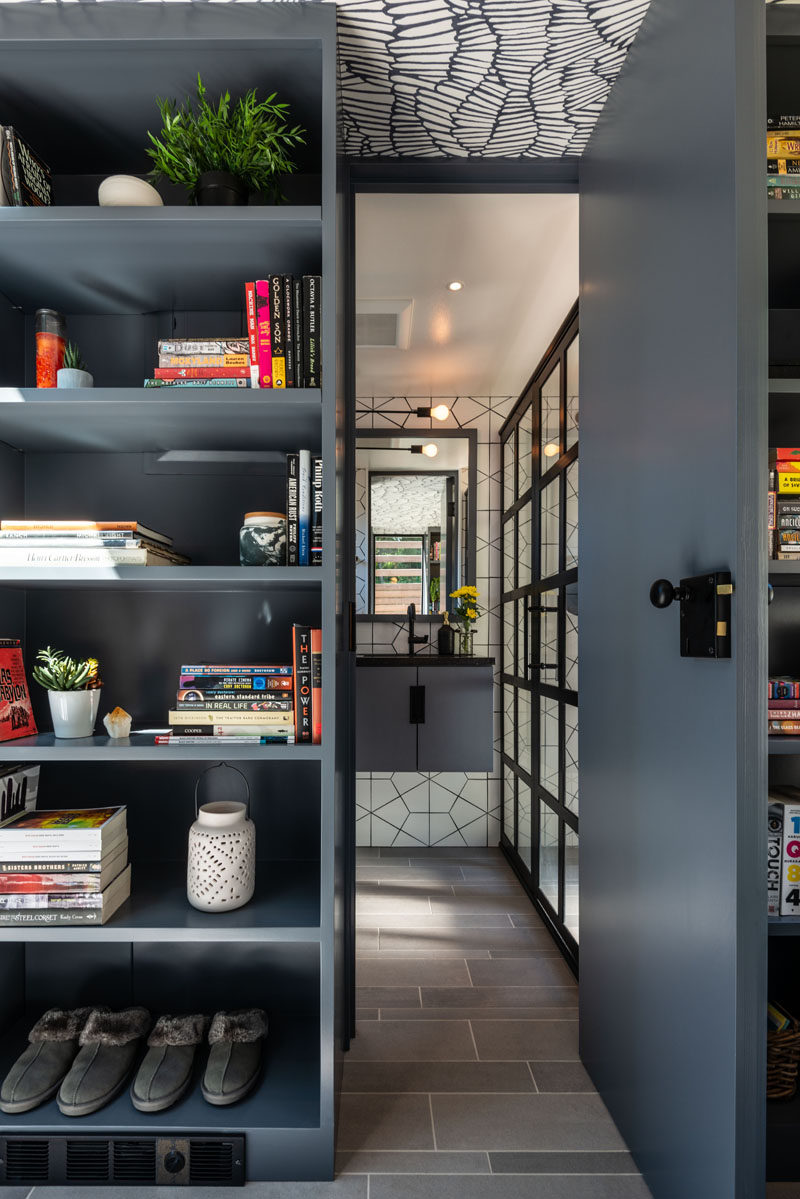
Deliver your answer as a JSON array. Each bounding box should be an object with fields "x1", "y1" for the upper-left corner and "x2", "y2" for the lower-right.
[{"x1": 356, "y1": 655, "x2": 495, "y2": 667}]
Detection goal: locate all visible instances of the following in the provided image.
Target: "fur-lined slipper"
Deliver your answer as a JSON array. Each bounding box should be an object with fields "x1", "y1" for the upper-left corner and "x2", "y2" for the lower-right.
[
  {"x1": 57, "y1": 1006, "x2": 151, "y2": 1118},
  {"x1": 0, "y1": 1006, "x2": 95, "y2": 1114},
  {"x1": 131, "y1": 1014, "x2": 209, "y2": 1113},
  {"x1": 201, "y1": 1009, "x2": 268, "y2": 1107}
]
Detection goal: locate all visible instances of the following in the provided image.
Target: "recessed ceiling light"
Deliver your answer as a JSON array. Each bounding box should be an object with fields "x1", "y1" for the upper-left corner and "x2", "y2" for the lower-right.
[{"x1": 447, "y1": 281, "x2": 463, "y2": 292}]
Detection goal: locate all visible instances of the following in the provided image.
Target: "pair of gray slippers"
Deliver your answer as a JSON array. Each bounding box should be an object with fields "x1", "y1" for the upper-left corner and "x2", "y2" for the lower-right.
[{"x1": 0, "y1": 1005, "x2": 268, "y2": 1116}]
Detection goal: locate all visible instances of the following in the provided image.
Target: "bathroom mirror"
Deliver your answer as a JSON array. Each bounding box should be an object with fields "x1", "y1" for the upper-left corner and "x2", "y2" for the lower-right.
[{"x1": 355, "y1": 429, "x2": 477, "y2": 618}]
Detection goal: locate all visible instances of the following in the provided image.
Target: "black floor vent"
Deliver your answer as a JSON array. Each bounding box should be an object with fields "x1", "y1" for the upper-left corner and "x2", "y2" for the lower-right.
[
  {"x1": 190, "y1": 1139, "x2": 234, "y2": 1183},
  {"x1": 66, "y1": 1138, "x2": 111, "y2": 1181},
  {"x1": 113, "y1": 1138, "x2": 157, "y2": 1183},
  {"x1": 5, "y1": 1137, "x2": 49, "y2": 1182}
]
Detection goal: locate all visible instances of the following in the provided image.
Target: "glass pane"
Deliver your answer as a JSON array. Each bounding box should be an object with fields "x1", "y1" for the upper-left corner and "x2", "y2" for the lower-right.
[
  {"x1": 564, "y1": 702, "x2": 578, "y2": 814},
  {"x1": 565, "y1": 459, "x2": 578, "y2": 570},
  {"x1": 540, "y1": 362, "x2": 561, "y2": 473},
  {"x1": 518, "y1": 406, "x2": 533, "y2": 496},
  {"x1": 539, "y1": 588, "x2": 559, "y2": 683},
  {"x1": 539, "y1": 801, "x2": 559, "y2": 911},
  {"x1": 503, "y1": 765, "x2": 515, "y2": 844},
  {"x1": 503, "y1": 684, "x2": 515, "y2": 760},
  {"x1": 566, "y1": 336, "x2": 579, "y2": 451},
  {"x1": 565, "y1": 826, "x2": 579, "y2": 941},
  {"x1": 518, "y1": 688, "x2": 531, "y2": 776},
  {"x1": 503, "y1": 600, "x2": 515, "y2": 677},
  {"x1": 541, "y1": 479, "x2": 560, "y2": 579},
  {"x1": 503, "y1": 518, "x2": 515, "y2": 594},
  {"x1": 565, "y1": 587, "x2": 578, "y2": 692},
  {"x1": 519, "y1": 503, "x2": 532, "y2": 591},
  {"x1": 518, "y1": 783, "x2": 533, "y2": 872},
  {"x1": 503, "y1": 432, "x2": 516, "y2": 512},
  {"x1": 540, "y1": 697, "x2": 560, "y2": 800}
]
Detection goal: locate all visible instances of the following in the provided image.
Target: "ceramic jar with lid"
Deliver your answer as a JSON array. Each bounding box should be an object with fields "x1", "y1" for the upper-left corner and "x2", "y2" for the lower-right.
[{"x1": 239, "y1": 511, "x2": 287, "y2": 566}]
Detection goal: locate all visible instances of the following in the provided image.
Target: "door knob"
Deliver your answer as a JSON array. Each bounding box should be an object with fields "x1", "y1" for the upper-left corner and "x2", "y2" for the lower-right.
[
  {"x1": 649, "y1": 579, "x2": 691, "y2": 608},
  {"x1": 648, "y1": 571, "x2": 732, "y2": 658}
]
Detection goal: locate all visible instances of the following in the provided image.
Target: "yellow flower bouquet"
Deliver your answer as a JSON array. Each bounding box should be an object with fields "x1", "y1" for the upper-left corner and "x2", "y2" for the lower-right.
[{"x1": 449, "y1": 586, "x2": 483, "y2": 655}]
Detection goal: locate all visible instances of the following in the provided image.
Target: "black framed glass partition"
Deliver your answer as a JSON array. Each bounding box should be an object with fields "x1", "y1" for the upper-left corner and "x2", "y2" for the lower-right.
[{"x1": 500, "y1": 302, "x2": 578, "y2": 971}]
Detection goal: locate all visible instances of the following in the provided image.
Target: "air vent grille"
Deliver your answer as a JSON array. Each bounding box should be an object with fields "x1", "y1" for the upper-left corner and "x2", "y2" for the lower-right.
[
  {"x1": 190, "y1": 1139, "x2": 234, "y2": 1183},
  {"x1": 5, "y1": 1138, "x2": 49, "y2": 1182},
  {"x1": 66, "y1": 1138, "x2": 110, "y2": 1181},
  {"x1": 113, "y1": 1138, "x2": 156, "y2": 1183},
  {"x1": 357, "y1": 311, "x2": 399, "y2": 347}
]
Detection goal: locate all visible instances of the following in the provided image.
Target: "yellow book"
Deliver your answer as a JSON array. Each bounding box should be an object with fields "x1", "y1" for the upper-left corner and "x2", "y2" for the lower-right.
[
  {"x1": 768, "y1": 134, "x2": 800, "y2": 156},
  {"x1": 778, "y1": 473, "x2": 800, "y2": 493},
  {"x1": 271, "y1": 355, "x2": 286, "y2": 388}
]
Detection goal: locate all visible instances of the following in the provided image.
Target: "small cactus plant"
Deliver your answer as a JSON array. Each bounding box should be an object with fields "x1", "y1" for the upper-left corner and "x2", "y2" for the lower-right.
[{"x1": 62, "y1": 342, "x2": 88, "y2": 372}]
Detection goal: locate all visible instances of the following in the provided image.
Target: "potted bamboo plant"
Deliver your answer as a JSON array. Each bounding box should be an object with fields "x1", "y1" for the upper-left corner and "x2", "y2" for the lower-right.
[
  {"x1": 145, "y1": 74, "x2": 306, "y2": 205},
  {"x1": 33, "y1": 647, "x2": 103, "y2": 738}
]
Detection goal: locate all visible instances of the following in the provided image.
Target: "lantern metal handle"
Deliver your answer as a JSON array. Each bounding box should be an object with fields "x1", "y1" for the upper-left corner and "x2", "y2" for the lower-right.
[{"x1": 194, "y1": 761, "x2": 251, "y2": 819}]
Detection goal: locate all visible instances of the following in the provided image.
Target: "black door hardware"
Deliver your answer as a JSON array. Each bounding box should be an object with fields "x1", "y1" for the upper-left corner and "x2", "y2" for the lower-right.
[
  {"x1": 409, "y1": 685, "x2": 426, "y2": 724},
  {"x1": 649, "y1": 572, "x2": 733, "y2": 658}
]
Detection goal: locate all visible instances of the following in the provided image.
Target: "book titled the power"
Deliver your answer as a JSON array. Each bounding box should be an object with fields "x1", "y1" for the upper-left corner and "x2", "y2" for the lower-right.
[
  {"x1": 293, "y1": 625, "x2": 313, "y2": 743},
  {"x1": 0, "y1": 807, "x2": 126, "y2": 858}
]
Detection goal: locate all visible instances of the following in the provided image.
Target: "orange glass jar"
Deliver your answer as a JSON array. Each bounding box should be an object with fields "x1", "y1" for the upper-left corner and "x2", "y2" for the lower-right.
[{"x1": 35, "y1": 309, "x2": 65, "y2": 388}]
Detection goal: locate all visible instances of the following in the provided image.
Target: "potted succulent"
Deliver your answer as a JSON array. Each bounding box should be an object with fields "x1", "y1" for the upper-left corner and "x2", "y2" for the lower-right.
[
  {"x1": 145, "y1": 74, "x2": 306, "y2": 206},
  {"x1": 56, "y1": 343, "x2": 93, "y2": 389},
  {"x1": 33, "y1": 647, "x2": 102, "y2": 738}
]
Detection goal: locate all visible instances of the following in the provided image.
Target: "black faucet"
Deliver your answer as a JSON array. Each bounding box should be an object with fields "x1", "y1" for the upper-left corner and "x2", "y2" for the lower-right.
[{"x1": 407, "y1": 602, "x2": 429, "y2": 655}]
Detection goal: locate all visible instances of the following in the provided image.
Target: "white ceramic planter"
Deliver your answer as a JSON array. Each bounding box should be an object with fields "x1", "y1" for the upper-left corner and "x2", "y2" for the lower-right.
[
  {"x1": 98, "y1": 175, "x2": 163, "y2": 207},
  {"x1": 48, "y1": 689, "x2": 101, "y2": 738},
  {"x1": 56, "y1": 368, "x2": 93, "y2": 389},
  {"x1": 187, "y1": 800, "x2": 256, "y2": 912}
]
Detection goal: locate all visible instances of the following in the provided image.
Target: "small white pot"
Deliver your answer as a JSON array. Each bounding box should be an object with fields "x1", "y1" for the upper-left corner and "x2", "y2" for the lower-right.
[
  {"x1": 98, "y1": 175, "x2": 163, "y2": 207},
  {"x1": 48, "y1": 689, "x2": 101, "y2": 739},
  {"x1": 57, "y1": 368, "x2": 93, "y2": 389}
]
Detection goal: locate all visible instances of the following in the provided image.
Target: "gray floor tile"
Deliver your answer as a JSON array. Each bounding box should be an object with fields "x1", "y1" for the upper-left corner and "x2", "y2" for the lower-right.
[
  {"x1": 430, "y1": 894, "x2": 541, "y2": 916},
  {"x1": 408, "y1": 855, "x2": 505, "y2": 869},
  {"x1": 431, "y1": 1092, "x2": 628, "y2": 1151},
  {"x1": 356, "y1": 957, "x2": 471, "y2": 987},
  {"x1": 357, "y1": 866, "x2": 467, "y2": 882},
  {"x1": 370, "y1": 1175, "x2": 652, "y2": 1199},
  {"x1": 531, "y1": 1061, "x2": 598, "y2": 1092},
  {"x1": 451, "y1": 884, "x2": 524, "y2": 895},
  {"x1": 346, "y1": 1018, "x2": 476, "y2": 1061},
  {"x1": 404, "y1": 847, "x2": 503, "y2": 859},
  {"x1": 457, "y1": 864, "x2": 519, "y2": 883},
  {"x1": 357, "y1": 929, "x2": 379, "y2": 952},
  {"x1": 356, "y1": 847, "x2": 382, "y2": 859},
  {"x1": 358, "y1": 986, "x2": 421, "y2": 1008},
  {"x1": 468, "y1": 957, "x2": 575, "y2": 987},
  {"x1": 337, "y1": 1092, "x2": 435, "y2": 1150},
  {"x1": 30, "y1": 1188, "x2": 369, "y2": 1199},
  {"x1": 472, "y1": 1020, "x2": 579, "y2": 1060},
  {"x1": 378, "y1": 1006, "x2": 578, "y2": 1022},
  {"x1": 336, "y1": 1150, "x2": 491, "y2": 1173},
  {"x1": 421, "y1": 986, "x2": 577, "y2": 1009},
  {"x1": 343, "y1": 1060, "x2": 535, "y2": 1092},
  {"x1": 490, "y1": 1150, "x2": 638, "y2": 1173},
  {"x1": 356, "y1": 1008, "x2": 379, "y2": 1020},
  {"x1": 377, "y1": 928, "x2": 556, "y2": 955},
  {"x1": 357, "y1": 894, "x2": 434, "y2": 915},
  {"x1": 360, "y1": 913, "x2": 514, "y2": 929},
  {"x1": 510, "y1": 912, "x2": 550, "y2": 927}
]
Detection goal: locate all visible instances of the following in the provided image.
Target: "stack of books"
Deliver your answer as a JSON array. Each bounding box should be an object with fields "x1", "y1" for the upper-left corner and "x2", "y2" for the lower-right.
[
  {"x1": 0, "y1": 125, "x2": 52, "y2": 207},
  {"x1": 768, "y1": 786, "x2": 800, "y2": 916},
  {"x1": 287, "y1": 450, "x2": 323, "y2": 566},
  {"x1": 0, "y1": 805, "x2": 130, "y2": 925},
  {"x1": 769, "y1": 677, "x2": 800, "y2": 736},
  {"x1": 768, "y1": 120, "x2": 800, "y2": 199},
  {"x1": 0, "y1": 520, "x2": 190, "y2": 567},
  {"x1": 246, "y1": 276, "x2": 321, "y2": 389},
  {"x1": 769, "y1": 450, "x2": 800, "y2": 560},
  {"x1": 144, "y1": 338, "x2": 253, "y2": 388}
]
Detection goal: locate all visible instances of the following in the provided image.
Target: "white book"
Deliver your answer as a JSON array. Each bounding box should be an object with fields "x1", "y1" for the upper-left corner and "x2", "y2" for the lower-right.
[
  {"x1": 769, "y1": 802, "x2": 783, "y2": 917},
  {"x1": 0, "y1": 548, "x2": 170, "y2": 567},
  {"x1": 770, "y1": 788, "x2": 800, "y2": 915}
]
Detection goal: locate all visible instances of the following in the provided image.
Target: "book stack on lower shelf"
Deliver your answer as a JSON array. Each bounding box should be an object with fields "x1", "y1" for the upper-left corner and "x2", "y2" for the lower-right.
[
  {"x1": 770, "y1": 450, "x2": 800, "y2": 560},
  {"x1": 0, "y1": 520, "x2": 190, "y2": 568},
  {"x1": 0, "y1": 803, "x2": 130, "y2": 926},
  {"x1": 770, "y1": 678, "x2": 800, "y2": 737},
  {"x1": 768, "y1": 120, "x2": 800, "y2": 199}
]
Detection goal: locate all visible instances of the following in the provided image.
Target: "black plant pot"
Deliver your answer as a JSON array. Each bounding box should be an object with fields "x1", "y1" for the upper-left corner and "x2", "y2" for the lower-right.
[{"x1": 194, "y1": 171, "x2": 249, "y2": 206}]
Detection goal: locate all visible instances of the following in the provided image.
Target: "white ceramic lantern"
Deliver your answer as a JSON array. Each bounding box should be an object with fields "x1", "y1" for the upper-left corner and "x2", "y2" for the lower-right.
[{"x1": 187, "y1": 765, "x2": 255, "y2": 912}]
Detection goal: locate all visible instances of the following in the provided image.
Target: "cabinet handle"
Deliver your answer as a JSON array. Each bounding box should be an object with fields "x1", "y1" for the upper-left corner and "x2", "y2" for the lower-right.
[
  {"x1": 409, "y1": 685, "x2": 426, "y2": 725},
  {"x1": 348, "y1": 601, "x2": 356, "y2": 652}
]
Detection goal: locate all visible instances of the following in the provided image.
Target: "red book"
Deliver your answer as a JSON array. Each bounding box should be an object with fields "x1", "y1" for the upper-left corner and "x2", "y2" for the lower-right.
[
  {"x1": 154, "y1": 366, "x2": 249, "y2": 380},
  {"x1": 245, "y1": 282, "x2": 260, "y2": 388},
  {"x1": 770, "y1": 699, "x2": 800, "y2": 710},
  {"x1": 311, "y1": 628, "x2": 322, "y2": 745},
  {"x1": 255, "y1": 280, "x2": 272, "y2": 388},
  {"x1": 292, "y1": 625, "x2": 311, "y2": 743},
  {"x1": 775, "y1": 449, "x2": 800, "y2": 460},
  {"x1": 0, "y1": 641, "x2": 36, "y2": 742}
]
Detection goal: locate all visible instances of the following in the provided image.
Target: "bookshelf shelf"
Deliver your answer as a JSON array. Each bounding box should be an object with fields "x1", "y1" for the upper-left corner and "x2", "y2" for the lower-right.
[
  {"x1": 0, "y1": 566, "x2": 324, "y2": 591},
  {"x1": 768, "y1": 917, "x2": 800, "y2": 934},
  {"x1": 0, "y1": 860, "x2": 320, "y2": 942},
  {"x1": 768, "y1": 736, "x2": 800, "y2": 755},
  {"x1": 0, "y1": 734, "x2": 324, "y2": 762},
  {"x1": 0, "y1": 208, "x2": 322, "y2": 316},
  {"x1": 0, "y1": 389, "x2": 322, "y2": 453}
]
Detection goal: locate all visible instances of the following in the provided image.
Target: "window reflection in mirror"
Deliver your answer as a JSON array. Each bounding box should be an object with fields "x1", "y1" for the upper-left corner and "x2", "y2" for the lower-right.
[{"x1": 355, "y1": 431, "x2": 476, "y2": 617}]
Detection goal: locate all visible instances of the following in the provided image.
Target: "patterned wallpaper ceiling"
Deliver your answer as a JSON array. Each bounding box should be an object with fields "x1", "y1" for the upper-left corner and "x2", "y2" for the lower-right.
[{"x1": 337, "y1": 0, "x2": 651, "y2": 157}]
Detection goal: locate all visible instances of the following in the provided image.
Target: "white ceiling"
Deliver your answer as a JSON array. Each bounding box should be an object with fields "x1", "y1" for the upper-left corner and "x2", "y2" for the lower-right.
[{"x1": 356, "y1": 192, "x2": 579, "y2": 398}]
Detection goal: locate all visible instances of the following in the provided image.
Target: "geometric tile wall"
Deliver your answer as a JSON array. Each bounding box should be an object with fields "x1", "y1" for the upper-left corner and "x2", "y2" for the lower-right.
[{"x1": 356, "y1": 395, "x2": 514, "y2": 847}]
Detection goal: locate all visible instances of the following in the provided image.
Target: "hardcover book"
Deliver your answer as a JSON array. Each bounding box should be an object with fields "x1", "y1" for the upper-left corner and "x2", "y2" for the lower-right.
[
  {"x1": 303, "y1": 275, "x2": 321, "y2": 388},
  {"x1": 0, "y1": 864, "x2": 131, "y2": 925},
  {"x1": 769, "y1": 802, "x2": 783, "y2": 917},
  {"x1": 245, "y1": 282, "x2": 260, "y2": 388},
  {"x1": 0, "y1": 126, "x2": 52, "y2": 207},
  {"x1": 154, "y1": 367, "x2": 250, "y2": 380},
  {"x1": 293, "y1": 624, "x2": 312, "y2": 743},
  {"x1": 287, "y1": 453, "x2": 299, "y2": 565},
  {"x1": 157, "y1": 354, "x2": 248, "y2": 369},
  {"x1": 270, "y1": 275, "x2": 286, "y2": 388},
  {"x1": 163, "y1": 722, "x2": 294, "y2": 738},
  {"x1": 311, "y1": 628, "x2": 322, "y2": 745},
  {"x1": 0, "y1": 641, "x2": 36, "y2": 743},
  {"x1": 168, "y1": 709, "x2": 294, "y2": 725},
  {"x1": 293, "y1": 277, "x2": 303, "y2": 386},
  {"x1": 157, "y1": 340, "x2": 248, "y2": 356},
  {"x1": 311, "y1": 456, "x2": 323, "y2": 566},
  {"x1": 178, "y1": 675, "x2": 293, "y2": 692},
  {"x1": 0, "y1": 807, "x2": 126, "y2": 857},
  {"x1": 144, "y1": 378, "x2": 251, "y2": 388},
  {"x1": 0, "y1": 521, "x2": 171, "y2": 545},
  {"x1": 179, "y1": 664, "x2": 293, "y2": 675},
  {"x1": 175, "y1": 695, "x2": 293, "y2": 712},
  {"x1": 156, "y1": 734, "x2": 294, "y2": 745},
  {"x1": 298, "y1": 449, "x2": 311, "y2": 566},
  {"x1": 770, "y1": 788, "x2": 800, "y2": 915},
  {"x1": 0, "y1": 844, "x2": 127, "y2": 893},
  {"x1": 283, "y1": 275, "x2": 296, "y2": 388},
  {"x1": 255, "y1": 279, "x2": 273, "y2": 388}
]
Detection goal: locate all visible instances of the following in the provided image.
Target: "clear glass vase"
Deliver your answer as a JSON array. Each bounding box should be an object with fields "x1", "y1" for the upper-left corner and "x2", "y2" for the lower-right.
[{"x1": 459, "y1": 627, "x2": 474, "y2": 656}]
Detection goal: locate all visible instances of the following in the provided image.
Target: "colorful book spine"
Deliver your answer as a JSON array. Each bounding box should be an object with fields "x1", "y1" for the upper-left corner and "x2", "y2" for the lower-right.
[
  {"x1": 768, "y1": 135, "x2": 800, "y2": 156},
  {"x1": 771, "y1": 680, "x2": 800, "y2": 699},
  {"x1": 311, "y1": 456, "x2": 323, "y2": 566},
  {"x1": 1, "y1": 127, "x2": 51, "y2": 207},
  {"x1": 154, "y1": 367, "x2": 250, "y2": 380},
  {"x1": 178, "y1": 675, "x2": 293, "y2": 692},
  {"x1": 293, "y1": 625, "x2": 312, "y2": 743},
  {"x1": 283, "y1": 275, "x2": 296, "y2": 388},
  {"x1": 176, "y1": 698, "x2": 293, "y2": 712},
  {"x1": 0, "y1": 642, "x2": 36, "y2": 743},
  {"x1": 298, "y1": 449, "x2": 311, "y2": 566},
  {"x1": 768, "y1": 159, "x2": 800, "y2": 175},
  {"x1": 168, "y1": 710, "x2": 293, "y2": 725},
  {"x1": 176, "y1": 688, "x2": 292, "y2": 703},
  {"x1": 287, "y1": 453, "x2": 299, "y2": 566},
  {"x1": 157, "y1": 340, "x2": 248, "y2": 356},
  {"x1": 770, "y1": 699, "x2": 800, "y2": 710},
  {"x1": 768, "y1": 116, "x2": 800, "y2": 129},
  {"x1": 155, "y1": 734, "x2": 294, "y2": 745},
  {"x1": 157, "y1": 354, "x2": 248, "y2": 369},
  {"x1": 255, "y1": 279, "x2": 272, "y2": 388},
  {"x1": 245, "y1": 282, "x2": 260, "y2": 388},
  {"x1": 293, "y1": 277, "x2": 304, "y2": 386},
  {"x1": 270, "y1": 275, "x2": 286, "y2": 389},
  {"x1": 303, "y1": 275, "x2": 321, "y2": 388},
  {"x1": 769, "y1": 802, "x2": 783, "y2": 916},
  {"x1": 769, "y1": 186, "x2": 800, "y2": 200},
  {"x1": 144, "y1": 378, "x2": 251, "y2": 388},
  {"x1": 770, "y1": 720, "x2": 800, "y2": 734},
  {"x1": 311, "y1": 628, "x2": 322, "y2": 745},
  {"x1": 163, "y1": 723, "x2": 294, "y2": 738},
  {"x1": 779, "y1": 798, "x2": 800, "y2": 914},
  {"x1": 179, "y1": 664, "x2": 293, "y2": 676}
]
